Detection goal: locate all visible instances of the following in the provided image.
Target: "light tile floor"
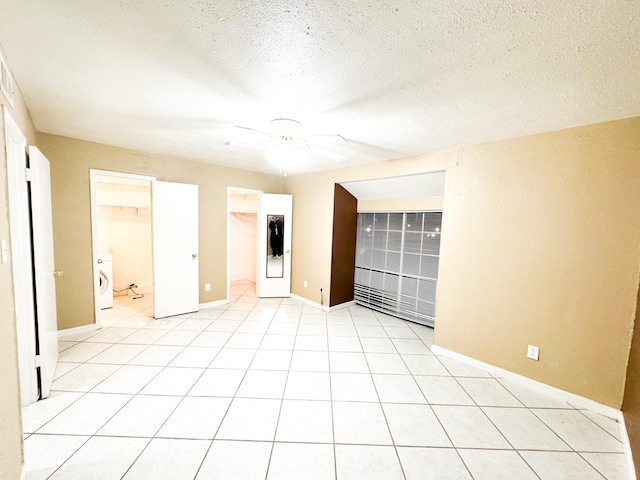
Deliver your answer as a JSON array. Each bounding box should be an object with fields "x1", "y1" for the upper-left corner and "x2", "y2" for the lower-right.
[{"x1": 23, "y1": 281, "x2": 630, "y2": 479}]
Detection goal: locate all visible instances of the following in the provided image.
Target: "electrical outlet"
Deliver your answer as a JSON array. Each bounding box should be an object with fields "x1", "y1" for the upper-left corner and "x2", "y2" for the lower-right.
[
  {"x1": 204, "y1": 283, "x2": 211, "y2": 292},
  {"x1": 304, "y1": 280, "x2": 308, "y2": 288},
  {"x1": 527, "y1": 344, "x2": 540, "y2": 361}
]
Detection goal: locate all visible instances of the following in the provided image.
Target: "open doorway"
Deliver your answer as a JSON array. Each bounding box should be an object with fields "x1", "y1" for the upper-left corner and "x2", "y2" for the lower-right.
[
  {"x1": 340, "y1": 171, "x2": 446, "y2": 328},
  {"x1": 227, "y1": 188, "x2": 261, "y2": 301},
  {"x1": 90, "y1": 171, "x2": 154, "y2": 326}
]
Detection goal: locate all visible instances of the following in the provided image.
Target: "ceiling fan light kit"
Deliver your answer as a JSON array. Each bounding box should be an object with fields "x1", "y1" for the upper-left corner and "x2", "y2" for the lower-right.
[
  {"x1": 269, "y1": 118, "x2": 303, "y2": 137},
  {"x1": 232, "y1": 118, "x2": 346, "y2": 172}
]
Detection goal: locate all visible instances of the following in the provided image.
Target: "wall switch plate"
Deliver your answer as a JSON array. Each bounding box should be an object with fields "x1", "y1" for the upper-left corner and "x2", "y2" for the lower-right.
[
  {"x1": 304, "y1": 280, "x2": 308, "y2": 288},
  {"x1": 204, "y1": 283, "x2": 211, "y2": 292},
  {"x1": 527, "y1": 344, "x2": 540, "y2": 361}
]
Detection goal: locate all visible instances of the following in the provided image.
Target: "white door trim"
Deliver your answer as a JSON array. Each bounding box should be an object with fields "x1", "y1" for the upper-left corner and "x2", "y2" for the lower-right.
[
  {"x1": 89, "y1": 169, "x2": 155, "y2": 327},
  {"x1": 4, "y1": 107, "x2": 38, "y2": 405}
]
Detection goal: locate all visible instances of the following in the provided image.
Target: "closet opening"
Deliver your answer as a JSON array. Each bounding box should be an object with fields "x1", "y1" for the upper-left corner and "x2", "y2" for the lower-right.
[
  {"x1": 340, "y1": 170, "x2": 446, "y2": 328},
  {"x1": 226, "y1": 187, "x2": 261, "y2": 301},
  {"x1": 354, "y1": 211, "x2": 442, "y2": 327}
]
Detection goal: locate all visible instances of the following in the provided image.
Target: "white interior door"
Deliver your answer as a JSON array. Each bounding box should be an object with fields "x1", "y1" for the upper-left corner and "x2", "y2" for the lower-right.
[
  {"x1": 4, "y1": 108, "x2": 38, "y2": 406},
  {"x1": 28, "y1": 146, "x2": 59, "y2": 399},
  {"x1": 152, "y1": 181, "x2": 199, "y2": 318},
  {"x1": 258, "y1": 193, "x2": 293, "y2": 297}
]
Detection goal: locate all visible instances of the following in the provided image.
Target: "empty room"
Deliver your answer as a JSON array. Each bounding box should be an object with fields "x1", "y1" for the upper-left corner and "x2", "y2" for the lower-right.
[{"x1": 1, "y1": 1, "x2": 639, "y2": 479}]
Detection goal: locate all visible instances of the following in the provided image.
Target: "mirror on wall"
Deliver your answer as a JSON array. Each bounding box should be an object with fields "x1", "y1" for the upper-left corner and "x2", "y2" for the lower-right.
[{"x1": 266, "y1": 214, "x2": 284, "y2": 278}]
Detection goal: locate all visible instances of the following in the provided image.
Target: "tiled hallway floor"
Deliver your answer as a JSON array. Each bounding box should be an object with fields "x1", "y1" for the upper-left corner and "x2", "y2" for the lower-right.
[{"x1": 23, "y1": 281, "x2": 630, "y2": 479}]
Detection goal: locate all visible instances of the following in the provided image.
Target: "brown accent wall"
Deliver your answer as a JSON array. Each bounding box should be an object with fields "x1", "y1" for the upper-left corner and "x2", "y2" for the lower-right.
[
  {"x1": 329, "y1": 184, "x2": 357, "y2": 306},
  {"x1": 623, "y1": 279, "x2": 640, "y2": 477},
  {"x1": 37, "y1": 133, "x2": 283, "y2": 330}
]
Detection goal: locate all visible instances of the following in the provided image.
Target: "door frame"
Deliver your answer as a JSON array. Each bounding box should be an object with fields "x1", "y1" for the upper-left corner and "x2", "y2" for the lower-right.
[
  {"x1": 226, "y1": 187, "x2": 262, "y2": 301},
  {"x1": 89, "y1": 169, "x2": 155, "y2": 327},
  {"x1": 4, "y1": 107, "x2": 38, "y2": 405}
]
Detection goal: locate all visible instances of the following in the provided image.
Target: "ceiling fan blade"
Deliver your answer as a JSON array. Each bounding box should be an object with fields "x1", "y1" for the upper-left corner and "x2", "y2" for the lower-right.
[
  {"x1": 230, "y1": 120, "x2": 346, "y2": 162},
  {"x1": 309, "y1": 145, "x2": 344, "y2": 161},
  {"x1": 308, "y1": 134, "x2": 347, "y2": 144},
  {"x1": 235, "y1": 125, "x2": 272, "y2": 136}
]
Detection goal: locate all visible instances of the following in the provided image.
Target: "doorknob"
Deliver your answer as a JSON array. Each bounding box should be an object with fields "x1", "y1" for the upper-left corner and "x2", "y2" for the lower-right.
[
  {"x1": 53, "y1": 270, "x2": 63, "y2": 277},
  {"x1": 192, "y1": 254, "x2": 198, "y2": 259}
]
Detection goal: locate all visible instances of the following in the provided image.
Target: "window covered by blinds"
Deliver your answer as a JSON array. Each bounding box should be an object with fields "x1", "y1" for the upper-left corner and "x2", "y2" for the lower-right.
[{"x1": 354, "y1": 211, "x2": 442, "y2": 327}]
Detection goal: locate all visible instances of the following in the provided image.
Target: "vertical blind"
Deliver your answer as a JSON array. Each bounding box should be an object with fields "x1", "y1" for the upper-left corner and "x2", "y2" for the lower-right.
[{"x1": 354, "y1": 211, "x2": 442, "y2": 327}]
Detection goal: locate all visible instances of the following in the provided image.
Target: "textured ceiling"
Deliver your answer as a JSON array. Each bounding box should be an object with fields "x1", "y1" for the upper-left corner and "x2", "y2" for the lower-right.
[{"x1": 0, "y1": 1, "x2": 638, "y2": 176}]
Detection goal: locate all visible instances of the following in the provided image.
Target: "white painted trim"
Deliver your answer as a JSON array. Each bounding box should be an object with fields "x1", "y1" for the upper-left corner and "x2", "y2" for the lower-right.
[
  {"x1": 433, "y1": 345, "x2": 637, "y2": 475},
  {"x1": 5, "y1": 107, "x2": 39, "y2": 406},
  {"x1": 57, "y1": 323, "x2": 98, "y2": 339},
  {"x1": 291, "y1": 293, "x2": 326, "y2": 311},
  {"x1": 200, "y1": 299, "x2": 230, "y2": 309},
  {"x1": 619, "y1": 410, "x2": 638, "y2": 480},
  {"x1": 20, "y1": 465, "x2": 25, "y2": 480},
  {"x1": 431, "y1": 344, "x2": 621, "y2": 419},
  {"x1": 328, "y1": 300, "x2": 356, "y2": 312},
  {"x1": 290, "y1": 294, "x2": 355, "y2": 313}
]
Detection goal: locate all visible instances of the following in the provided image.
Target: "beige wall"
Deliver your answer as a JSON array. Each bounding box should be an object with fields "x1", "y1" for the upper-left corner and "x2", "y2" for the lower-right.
[
  {"x1": 97, "y1": 205, "x2": 153, "y2": 292},
  {"x1": 284, "y1": 117, "x2": 640, "y2": 407},
  {"x1": 0, "y1": 49, "x2": 36, "y2": 480},
  {"x1": 36, "y1": 134, "x2": 283, "y2": 330}
]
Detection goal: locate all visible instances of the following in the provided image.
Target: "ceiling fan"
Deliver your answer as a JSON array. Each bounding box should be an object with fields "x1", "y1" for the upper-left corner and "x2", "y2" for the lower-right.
[{"x1": 229, "y1": 118, "x2": 347, "y2": 162}]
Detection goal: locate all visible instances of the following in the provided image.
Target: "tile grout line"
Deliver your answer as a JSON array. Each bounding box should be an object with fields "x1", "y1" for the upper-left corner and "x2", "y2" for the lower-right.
[
  {"x1": 194, "y1": 281, "x2": 271, "y2": 479},
  {"x1": 356, "y1": 309, "x2": 409, "y2": 480},
  {"x1": 261, "y1": 296, "x2": 299, "y2": 480},
  {"x1": 30, "y1": 283, "x2": 632, "y2": 479},
  {"x1": 327, "y1": 306, "x2": 339, "y2": 480}
]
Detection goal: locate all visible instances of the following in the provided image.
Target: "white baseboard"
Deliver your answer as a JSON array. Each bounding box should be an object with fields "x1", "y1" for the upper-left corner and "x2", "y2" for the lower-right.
[
  {"x1": 58, "y1": 323, "x2": 99, "y2": 339},
  {"x1": 328, "y1": 300, "x2": 356, "y2": 312},
  {"x1": 290, "y1": 293, "x2": 326, "y2": 311},
  {"x1": 431, "y1": 344, "x2": 621, "y2": 419},
  {"x1": 290, "y1": 294, "x2": 355, "y2": 313},
  {"x1": 432, "y1": 344, "x2": 637, "y2": 478},
  {"x1": 200, "y1": 299, "x2": 230, "y2": 309}
]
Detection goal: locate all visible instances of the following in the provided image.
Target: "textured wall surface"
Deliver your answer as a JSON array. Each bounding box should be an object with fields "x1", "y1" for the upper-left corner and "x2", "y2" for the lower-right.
[
  {"x1": 286, "y1": 117, "x2": 640, "y2": 408},
  {"x1": 37, "y1": 133, "x2": 283, "y2": 330}
]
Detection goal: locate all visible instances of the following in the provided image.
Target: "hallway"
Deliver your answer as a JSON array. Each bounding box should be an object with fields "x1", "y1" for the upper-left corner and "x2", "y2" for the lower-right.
[{"x1": 22, "y1": 281, "x2": 629, "y2": 479}]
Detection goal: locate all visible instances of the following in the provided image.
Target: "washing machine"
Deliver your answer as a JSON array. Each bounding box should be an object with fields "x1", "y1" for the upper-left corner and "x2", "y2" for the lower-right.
[{"x1": 98, "y1": 253, "x2": 113, "y2": 309}]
